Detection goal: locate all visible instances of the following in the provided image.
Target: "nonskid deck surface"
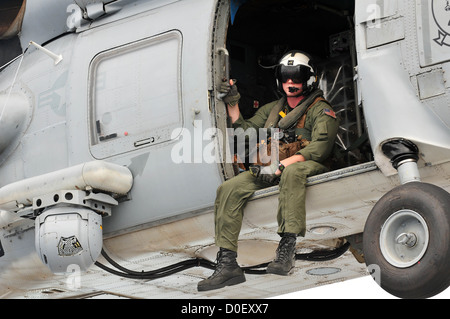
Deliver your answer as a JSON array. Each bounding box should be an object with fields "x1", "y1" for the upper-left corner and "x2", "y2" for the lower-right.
[{"x1": 13, "y1": 240, "x2": 368, "y2": 299}]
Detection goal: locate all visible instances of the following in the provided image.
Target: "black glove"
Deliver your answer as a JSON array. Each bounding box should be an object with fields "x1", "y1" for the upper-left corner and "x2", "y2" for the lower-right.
[
  {"x1": 249, "y1": 162, "x2": 281, "y2": 185},
  {"x1": 219, "y1": 80, "x2": 240, "y2": 106}
]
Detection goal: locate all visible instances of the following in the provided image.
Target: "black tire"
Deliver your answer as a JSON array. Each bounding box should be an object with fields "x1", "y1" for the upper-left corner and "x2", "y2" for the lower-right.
[{"x1": 363, "y1": 182, "x2": 450, "y2": 299}]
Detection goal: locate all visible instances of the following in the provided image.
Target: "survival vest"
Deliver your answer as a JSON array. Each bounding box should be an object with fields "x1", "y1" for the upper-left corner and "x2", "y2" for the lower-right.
[{"x1": 255, "y1": 89, "x2": 330, "y2": 165}]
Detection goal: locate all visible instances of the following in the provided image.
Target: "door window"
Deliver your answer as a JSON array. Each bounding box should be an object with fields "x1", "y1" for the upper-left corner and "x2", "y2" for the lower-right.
[{"x1": 88, "y1": 30, "x2": 183, "y2": 158}]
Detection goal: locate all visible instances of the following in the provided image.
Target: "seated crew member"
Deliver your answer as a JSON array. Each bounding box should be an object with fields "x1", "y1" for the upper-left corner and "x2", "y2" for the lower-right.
[{"x1": 198, "y1": 51, "x2": 339, "y2": 292}]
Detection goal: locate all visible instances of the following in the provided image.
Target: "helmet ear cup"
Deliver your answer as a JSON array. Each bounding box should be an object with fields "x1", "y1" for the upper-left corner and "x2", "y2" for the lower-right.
[{"x1": 307, "y1": 74, "x2": 319, "y2": 92}]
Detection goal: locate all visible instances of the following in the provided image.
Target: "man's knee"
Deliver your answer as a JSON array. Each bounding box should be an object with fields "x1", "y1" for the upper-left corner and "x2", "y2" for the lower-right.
[
  {"x1": 280, "y1": 162, "x2": 308, "y2": 184},
  {"x1": 282, "y1": 161, "x2": 327, "y2": 181},
  {"x1": 216, "y1": 178, "x2": 235, "y2": 197},
  {"x1": 216, "y1": 171, "x2": 258, "y2": 197}
]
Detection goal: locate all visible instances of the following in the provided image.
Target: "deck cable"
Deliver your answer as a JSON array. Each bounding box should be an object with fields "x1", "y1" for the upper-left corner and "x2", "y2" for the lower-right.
[{"x1": 94, "y1": 242, "x2": 350, "y2": 279}]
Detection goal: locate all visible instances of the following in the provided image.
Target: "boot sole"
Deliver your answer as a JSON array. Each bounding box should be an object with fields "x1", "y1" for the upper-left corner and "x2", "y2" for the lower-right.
[
  {"x1": 266, "y1": 265, "x2": 294, "y2": 276},
  {"x1": 197, "y1": 274, "x2": 246, "y2": 292}
]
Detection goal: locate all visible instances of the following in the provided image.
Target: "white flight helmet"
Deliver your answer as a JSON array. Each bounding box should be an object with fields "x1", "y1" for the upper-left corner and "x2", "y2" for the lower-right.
[{"x1": 276, "y1": 51, "x2": 318, "y2": 95}]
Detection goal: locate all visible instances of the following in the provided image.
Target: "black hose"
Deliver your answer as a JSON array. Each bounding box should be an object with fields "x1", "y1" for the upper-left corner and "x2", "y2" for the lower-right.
[
  {"x1": 95, "y1": 242, "x2": 350, "y2": 280},
  {"x1": 95, "y1": 249, "x2": 216, "y2": 280},
  {"x1": 295, "y1": 241, "x2": 350, "y2": 262}
]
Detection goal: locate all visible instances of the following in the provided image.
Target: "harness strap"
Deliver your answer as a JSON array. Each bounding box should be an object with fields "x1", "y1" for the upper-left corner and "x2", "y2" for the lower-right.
[{"x1": 264, "y1": 89, "x2": 325, "y2": 130}]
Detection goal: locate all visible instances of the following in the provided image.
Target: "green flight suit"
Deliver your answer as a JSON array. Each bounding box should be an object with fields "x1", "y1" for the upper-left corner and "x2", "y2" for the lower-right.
[{"x1": 215, "y1": 91, "x2": 339, "y2": 252}]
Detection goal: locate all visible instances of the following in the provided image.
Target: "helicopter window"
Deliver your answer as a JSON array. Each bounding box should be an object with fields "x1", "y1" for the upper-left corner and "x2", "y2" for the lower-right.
[{"x1": 88, "y1": 30, "x2": 183, "y2": 159}]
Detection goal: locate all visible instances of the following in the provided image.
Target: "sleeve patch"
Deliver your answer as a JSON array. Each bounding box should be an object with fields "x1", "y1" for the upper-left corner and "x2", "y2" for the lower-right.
[{"x1": 323, "y1": 108, "x2": 336, "y2": 119}]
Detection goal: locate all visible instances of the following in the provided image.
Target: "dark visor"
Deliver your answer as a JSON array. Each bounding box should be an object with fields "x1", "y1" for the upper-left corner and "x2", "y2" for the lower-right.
[{"x1": 278, "y1": 64, "x2": 312, "y2": 83}]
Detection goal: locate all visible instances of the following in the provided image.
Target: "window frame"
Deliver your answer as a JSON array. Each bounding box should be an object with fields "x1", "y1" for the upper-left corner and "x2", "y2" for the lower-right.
[{"x1": 87, "y1": 30, "x2": 183, "y2": 159}]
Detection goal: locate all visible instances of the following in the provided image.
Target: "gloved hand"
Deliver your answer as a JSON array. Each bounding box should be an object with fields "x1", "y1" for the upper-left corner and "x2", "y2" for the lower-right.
[
  {"x1": 249, "y1": 162, "x2": 281, "y2": 185},
  {"x1": 219, "y1": 79, "x2": 240, "y2": 106}
]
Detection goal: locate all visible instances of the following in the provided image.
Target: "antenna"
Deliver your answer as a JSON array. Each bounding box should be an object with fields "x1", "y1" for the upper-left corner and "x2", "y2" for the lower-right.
[{"x1": 29, "y1": 41, "x2": 63, "y2": 65}]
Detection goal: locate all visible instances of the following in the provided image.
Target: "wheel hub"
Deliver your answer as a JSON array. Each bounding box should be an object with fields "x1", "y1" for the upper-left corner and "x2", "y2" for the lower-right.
[
  {"x1": 396, "y1": 232, "x2": 417, "y2": 248},
  {"x1": 380, "y1": 209, "x2": 429, "y2": 268}
]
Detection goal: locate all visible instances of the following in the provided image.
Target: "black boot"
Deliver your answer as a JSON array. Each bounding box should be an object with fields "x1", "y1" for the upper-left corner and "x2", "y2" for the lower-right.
[
  {"x1": 266, "y1": 233, "x2": 296, "y2": 276},
  {"x1": 197, "y1": 248, "x2": 246, "y2": 291}
]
